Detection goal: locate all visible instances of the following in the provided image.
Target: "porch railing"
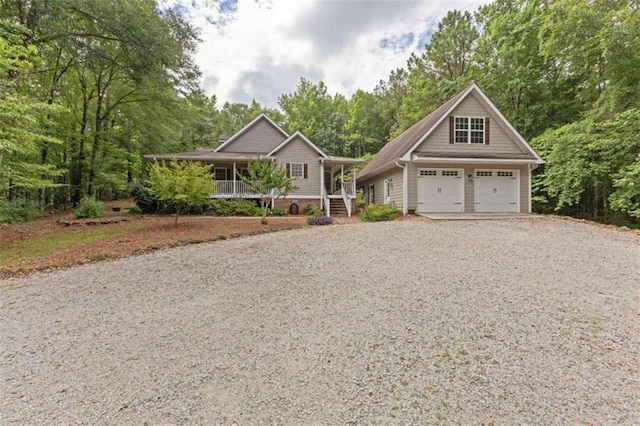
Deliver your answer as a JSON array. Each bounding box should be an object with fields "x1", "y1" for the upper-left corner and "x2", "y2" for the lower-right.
[
  {"x1": 213, "y1": 180, "x2": 252, "y2": 196},
  {"x1": 332, "y1": 181, "x2": 355, "y2": 197}
]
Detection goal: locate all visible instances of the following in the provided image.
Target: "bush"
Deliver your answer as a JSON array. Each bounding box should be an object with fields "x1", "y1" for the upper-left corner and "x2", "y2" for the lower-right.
[
  {"x1": 75, "y1": 197, "x2": 105, "y2": 218},
  {"x1": 308, "y1": 215, "x2": 333, "y2": 225},
  {"x1": 360, "y1": 203, "x2": 400, "y2": 222},
  {"x1": 305, "y1": 204, "x2": 323, "y2": 216},
  {"x1": 252, "y1": 206, "x2": 286, "y2": 217},
  {"x1": 131, "y1": 184, "x2": 165, "y2": 214},
  {"x1": 0, "y1": 198, "x2": 43, "y2": 224},
  {"x1": 210, "y1": 198, "x2": 257, "y2": 216}
]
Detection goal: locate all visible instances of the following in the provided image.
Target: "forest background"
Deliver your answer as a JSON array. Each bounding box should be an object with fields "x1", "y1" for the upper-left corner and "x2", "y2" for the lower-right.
[{"x1": 1, "y1": 0, "x2": 638, "y2": 225}]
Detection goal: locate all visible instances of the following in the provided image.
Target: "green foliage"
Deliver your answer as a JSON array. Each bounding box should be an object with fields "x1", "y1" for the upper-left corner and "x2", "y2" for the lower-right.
[
  {"x1": 130, "y1": 184, "x2": 165, "y2": 214},
  {"x1": 305, "y1": 204, "x2": 323, "y2": 216},
  {"x1": 147, "y1": 159, "x2": 215, "y2": 225},
  {"x1": 0, "y1": 198, "x2": 43, "y2": 224},
  {"x1": 75, "y1": 197, "x2": 105, "y2": 218},
  {"x1": 360, "y1": 203, "x2": 400, "y2": 222},
  {"x1": 240, "y1": 160, "x2": 295, "y2": 224},
  {"x1": 610, "y1": 157, "x2": 640, "y2": 219},
  {"x1": 355, "y1": 189, "x2": 366, "y2": 209},
  {"x1": 278, "y1": 78, "x2": 349, "y2": 155},
  {"x1": 210, "y1": 198, "x2": 257, "y2": 216}
]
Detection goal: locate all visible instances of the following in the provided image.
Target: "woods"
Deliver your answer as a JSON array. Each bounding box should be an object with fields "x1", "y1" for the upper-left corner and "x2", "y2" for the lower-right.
[{"x1": 1, "y1": 0, "x2": 638, "y2": 224}]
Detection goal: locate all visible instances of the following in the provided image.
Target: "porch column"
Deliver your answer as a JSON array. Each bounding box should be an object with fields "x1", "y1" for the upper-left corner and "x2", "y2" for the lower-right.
[
  {"x1": 233, "y1": 162, "x2": 237, "y2": 195},
  {"x1": 341, "y1": 165, "x2": 344, "y2": 191},
  {"x1": 319, "y1": 159, "x2": 325, "y2": 210},
  {"x1": 330, "y1": 170, "x2": 334, "y2": 194}
]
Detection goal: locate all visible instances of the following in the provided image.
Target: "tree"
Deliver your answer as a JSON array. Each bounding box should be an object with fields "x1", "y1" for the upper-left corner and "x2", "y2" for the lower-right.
[
  {"x1": 278, "y1": 78, "x2": 349, "y2": 155},
  {"x1": 240, "y1": 160, "x2": 295, "y2": 225},
  {"x1": 147, "y1": 159, "x2": 215, "y2": 226}
]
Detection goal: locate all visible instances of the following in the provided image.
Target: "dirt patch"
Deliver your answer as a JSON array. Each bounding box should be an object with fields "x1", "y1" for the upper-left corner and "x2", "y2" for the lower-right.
[{"x1": 0, "y1": 200, "x2": 314, "y2": 277}]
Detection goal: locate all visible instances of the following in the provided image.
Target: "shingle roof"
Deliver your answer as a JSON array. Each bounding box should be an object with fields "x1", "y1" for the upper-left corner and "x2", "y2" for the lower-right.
[
  {"x1": 356, "y1": 86, "x2": 468, "y2": 181},
  {"x1": 144, "y1": 150, "x2": 264, "y2": 162}
]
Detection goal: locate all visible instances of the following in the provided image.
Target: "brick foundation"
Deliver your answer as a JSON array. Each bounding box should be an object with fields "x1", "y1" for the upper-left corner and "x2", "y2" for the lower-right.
[{"x1": 273, "y1": 198, "x2": 321, "y2": 215}]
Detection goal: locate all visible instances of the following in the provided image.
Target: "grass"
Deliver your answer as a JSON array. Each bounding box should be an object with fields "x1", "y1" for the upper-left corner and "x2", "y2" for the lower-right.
[{"x1": 0, "y1": 223, "x2": 146, "y2": 267}]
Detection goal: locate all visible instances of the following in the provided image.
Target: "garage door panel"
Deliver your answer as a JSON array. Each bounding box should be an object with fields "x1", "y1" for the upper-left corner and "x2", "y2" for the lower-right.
[
  {"x1": 417, "y1": 169, "x2": 464, "y2": 213},
  {"x1": 474, "y1": 169, "x2": 518, "y2": 212}
]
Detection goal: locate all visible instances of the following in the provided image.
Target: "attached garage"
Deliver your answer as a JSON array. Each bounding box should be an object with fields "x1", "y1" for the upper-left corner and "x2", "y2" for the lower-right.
[
  {"x1": 416, "y1": 168, "x2": 464, "y2": 213},
  {"x1": 474, "y1": 169, "x2": 519, "y2": 212}
]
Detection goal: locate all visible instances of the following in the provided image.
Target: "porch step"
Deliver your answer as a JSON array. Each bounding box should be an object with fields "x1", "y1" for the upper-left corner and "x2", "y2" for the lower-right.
[{"x1": 329, "y1": 199, "x2": 348, "y2": 216}]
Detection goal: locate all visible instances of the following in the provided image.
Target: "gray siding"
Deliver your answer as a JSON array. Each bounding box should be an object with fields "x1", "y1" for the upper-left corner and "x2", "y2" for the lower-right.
[
  {"x1": 275, "y1": 136, "x2": 322, "y2": 196},
  {"x1": 415, "y1": 93, "x2": 527, "y2": 155},
  {"x1": 408, "y1": 163, "x2": 531, "y2": 213},
  {"x1": 360, "y1": 168, "x2": 403, "y2": 207},
  {"x1": 218, "y1": 119, "x2": 286, "y2": 153}
]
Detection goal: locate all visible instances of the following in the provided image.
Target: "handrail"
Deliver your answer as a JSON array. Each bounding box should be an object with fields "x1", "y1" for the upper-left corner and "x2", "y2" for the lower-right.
[{"x1": 341, "y1": 183, "x2": 351, "y2": 217}]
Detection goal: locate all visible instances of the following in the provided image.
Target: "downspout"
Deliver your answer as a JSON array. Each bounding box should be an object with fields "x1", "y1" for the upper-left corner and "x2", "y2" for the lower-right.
[{"x1": 395, "y1": 161, "x2": 408, "y2": 215}]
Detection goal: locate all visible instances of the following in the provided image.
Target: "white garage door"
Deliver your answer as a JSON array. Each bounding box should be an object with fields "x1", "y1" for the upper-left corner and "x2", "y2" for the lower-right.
[
  {"x1": 474, "y1": 169, "x2": 519, "y2": 212},
  {"x1": 416, "y1": 168, "x2": 464, "y2": 213}
]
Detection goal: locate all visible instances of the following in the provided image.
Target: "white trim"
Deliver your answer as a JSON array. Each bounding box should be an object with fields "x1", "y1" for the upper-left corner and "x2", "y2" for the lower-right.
[
  {"x1": 400, "y1": 84, "x2": 476, "y2": 161},
  {"x1": 403, "y1": 163, "x2": 408, "y2": 214},
  {"x1": 289, "y1": 162, "x2": 305, "y2": 178},
  {"x1": 267, "y1": 131, "x2": 329, "y2": 158},
  {"x1": 214, "y1": 114, "x2": 289, "y2": 152},
  {"x1": 454, "y1": 116, "x2": 486, "y2": 144},
  {"x1": 473, "y1": 168, "x2": 520, "y2": 213},
  {"x1": 383, "y1": 179, "x2": 390, "y2": 204},
  {"x1": 528, "y1": 164, "x2": 532, "y2": 213},
  {"x1": 320, "y1": 159, "x2": 325, "y2": 210},
  {"x1": 412, "y1": 155, "x2": 540, "y2": 165},
  {"x1": 401, "y1": 83, "x2": 544, "y2": 164}
]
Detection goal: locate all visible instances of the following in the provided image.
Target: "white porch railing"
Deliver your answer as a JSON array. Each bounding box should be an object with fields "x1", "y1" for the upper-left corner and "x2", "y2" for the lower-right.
[
  {"x1": 341, "y1": 183, "x2": 352, "y2": 217},
  {"x1": 343, "y1": 181, "x2": 355, "y2": 197},
  {"x1": 213, "y1": 180, "x2": 252, "y2": 196}
]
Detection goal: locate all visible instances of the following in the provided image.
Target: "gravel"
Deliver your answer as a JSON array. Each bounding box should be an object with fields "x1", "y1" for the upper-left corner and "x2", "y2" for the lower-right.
[{"x1": 1, "y1": 217, "x2": 638, "y2": 425}]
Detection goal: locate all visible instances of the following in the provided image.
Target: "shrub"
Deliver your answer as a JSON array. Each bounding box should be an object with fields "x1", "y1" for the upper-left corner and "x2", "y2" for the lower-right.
[
  {"x1": 210, "y1": 198, "x2": 257, "y2": 216},
  {"x1": 75, "y1": 197, "x2": 105, "y2": 218},
  {"x1": 308, "y1": 215, "x2": 333, "y2": 225},
  {"x1": 252, "y1": 206, "x2": 286, "y2": 217},
  {"x1": 131, "y1": 184, "x2": 165, "y2": 214},
  {"x1": 360, "y1": 203, "x2": 399, "y2": 222},
  {"x1": 305, "y1": 204, "x2": 323, "y2": 216},
  {"x1": 0, "y1": 198, "x2": 43, "y2": 224}
]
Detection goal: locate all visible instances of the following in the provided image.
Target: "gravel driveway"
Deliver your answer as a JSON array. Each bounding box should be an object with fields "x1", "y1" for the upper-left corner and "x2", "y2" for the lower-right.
[{"x1": 1, "y1": 218, "x2": 638, "y2": 424}]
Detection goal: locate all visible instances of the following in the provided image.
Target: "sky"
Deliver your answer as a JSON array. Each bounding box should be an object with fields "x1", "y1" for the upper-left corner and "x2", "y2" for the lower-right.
[{"x1": 160, "y1": 0, "x2": 491, "y2": 109}]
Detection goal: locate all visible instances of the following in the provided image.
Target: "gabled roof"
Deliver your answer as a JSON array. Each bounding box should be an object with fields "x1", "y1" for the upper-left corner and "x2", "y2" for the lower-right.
[
  {"x1": 267, "y1": 131, "x2": 329, "y2": 158},
  {"x1": 357, "y1": 83, "x2": 543, "y2": 181},
  {"x1": 214, "y1": 113, "x2": 289, "y2": 152}
]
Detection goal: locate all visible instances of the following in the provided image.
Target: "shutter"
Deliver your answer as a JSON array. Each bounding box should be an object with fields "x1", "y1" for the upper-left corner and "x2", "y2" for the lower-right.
[
  {"x1": 485, "y1": 117, "x2": 490, "y2": 145},
  {"x1": 303, "y1": 163, "x2": 308, "y2": 179},
  {"x1": 286, "y1": 163, "x2": 290, "y2": 178},
  {"x1": 449, "y1": 116, "x2": 454, "y2": 144}
]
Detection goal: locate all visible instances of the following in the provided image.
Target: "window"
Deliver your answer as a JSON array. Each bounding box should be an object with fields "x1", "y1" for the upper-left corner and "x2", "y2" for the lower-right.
[
  {"x1": 441, "y1": 170, "x2": 459, "y2": 177},
  {"x1": 476, "y1": 171, "x2": 492, "y2": 177},
  {"x1": 237, "y1": 167, "x2": 250, "y2": 178},
  {"x1": 419, "y1": 170, "x2": 437, "y2": 176},
  {"x1": 497, "y1": 171, "x2": 514, "y2": 177},
  {"x1": 383, "y1": 179, "x2": 391, "y2": 204},
  {"x1": 214, "y1": 167, "x2": 228, "y2": 180},
  {"x1": 289, "y1": 162, "x2": 304, "y2": 178},
  {"x1": 368, "y1": 184, "x2": 375, "y2": 204},
  {"x1": 454, "y1": 117, "x2": 485, "y2": 144}
]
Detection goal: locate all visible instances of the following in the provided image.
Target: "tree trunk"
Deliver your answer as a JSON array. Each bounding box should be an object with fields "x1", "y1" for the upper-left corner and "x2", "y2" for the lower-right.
[
  {"x1": 174, "y1": 203, "x2": 181, "y2": 226},
  {"x1": 261, "y1": 200, "x2": 268, "y2": 225}
]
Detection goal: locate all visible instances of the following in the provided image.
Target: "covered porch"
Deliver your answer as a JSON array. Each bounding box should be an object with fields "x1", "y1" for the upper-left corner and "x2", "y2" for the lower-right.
[{"x1": 321, "y1": 156, "x2": 362, "y2": 217}]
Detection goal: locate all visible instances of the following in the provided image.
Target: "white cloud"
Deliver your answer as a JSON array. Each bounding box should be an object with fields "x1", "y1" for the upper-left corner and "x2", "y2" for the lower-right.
[{"x1": 164, "y1": 0, "x2": 491, "y2": 109}]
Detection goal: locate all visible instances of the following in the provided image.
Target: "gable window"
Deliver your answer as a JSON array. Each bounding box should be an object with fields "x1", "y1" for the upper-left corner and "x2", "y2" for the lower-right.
[
  {"x1": 286, "y1": 162, "x2": 307, "y2": 179},
  {"x1": 450, "y1": 116, "x2": 490, "y2": 145}
]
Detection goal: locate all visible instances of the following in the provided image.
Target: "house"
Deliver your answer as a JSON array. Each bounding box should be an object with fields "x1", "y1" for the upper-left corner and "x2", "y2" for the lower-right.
[
  {"x1": 145, "y1": 114, "x2": 362, "y2": 216},
  {"x1": 357, "y1": 83, "x2": 544, "y2": 214}
]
